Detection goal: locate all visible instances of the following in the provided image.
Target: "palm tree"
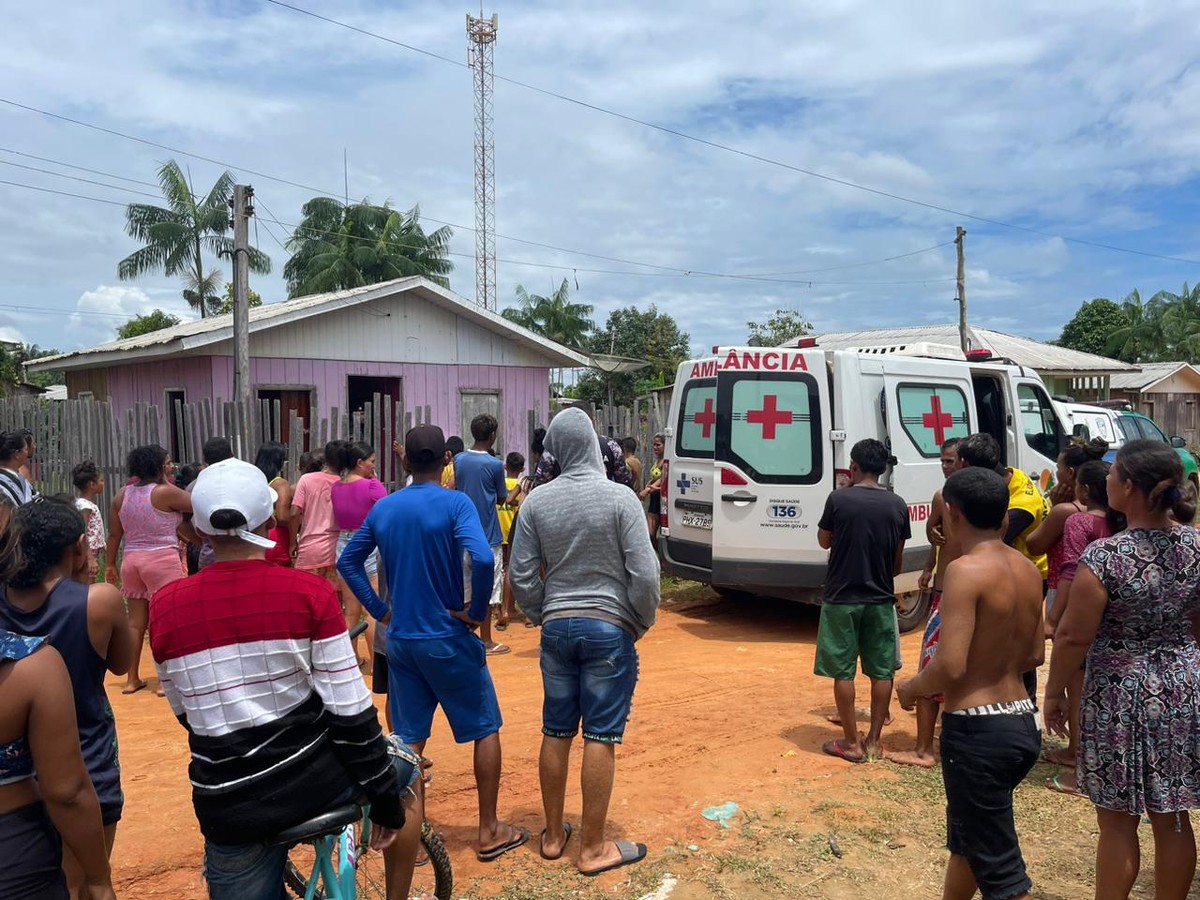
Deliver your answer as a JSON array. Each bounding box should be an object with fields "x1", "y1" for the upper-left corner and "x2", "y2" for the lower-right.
[
  {"x1": 283, "y1": 198, "x2": 453, "y2": 298},
  {"x1": 118, "y1": 161, "x2": 271, "y2": 318},
  {"x1": 1156, "y1": 282, "x2": 1200, "y2": 362},
  {"x1": 501, "y1": 280, "x2": 593, "y2": 348},
  {"x1": 1105, "y1": 288, "x2": 1166, "y2": 363}
]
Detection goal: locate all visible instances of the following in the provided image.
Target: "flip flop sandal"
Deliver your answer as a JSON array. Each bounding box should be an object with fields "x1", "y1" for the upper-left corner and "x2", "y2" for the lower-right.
[
  {"x1": 539, "y1": 822, "x2": 573, "y2": 861},
  {"x1": 581, "y1": 840, "x2": 648, "y2": 877},
  {"x1": 1046, "y1": 774, "x2": 1084, "y2": 797},
  {"x1": 822, "y1": 739, "x2": 867, "y2": 764},
  {"x1": 486, "y1": 643, "x2": 512, "y2": 655},
  {"x1": 495, "y1": 621, "x2": 509, "y2": 631},
  {"x1": 477, "y1": 826, "x2": 530, "y2": 862}
]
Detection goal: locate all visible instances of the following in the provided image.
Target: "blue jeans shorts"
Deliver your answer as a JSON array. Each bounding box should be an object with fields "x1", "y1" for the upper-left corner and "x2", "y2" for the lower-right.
[
  {"x1": 540, "y1": 618, "x2": 639, "y2": 744},
  {"x1": 388, "y1": 629, "x2": 503, "y2": 744},
  {"x1": 204, "y1": 742, "x2": 421, "y2": 900}
]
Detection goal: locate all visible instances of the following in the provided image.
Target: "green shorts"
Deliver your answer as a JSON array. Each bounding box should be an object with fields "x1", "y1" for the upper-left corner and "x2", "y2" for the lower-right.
[{"x1": 814, "y1": 602, "x2": 897, "y2": 681}]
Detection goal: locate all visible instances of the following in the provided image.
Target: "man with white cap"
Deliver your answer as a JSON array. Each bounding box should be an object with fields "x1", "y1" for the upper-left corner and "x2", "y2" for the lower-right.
[{"x1": 149, "y1": 458, "x2": 426, "y2": 900}]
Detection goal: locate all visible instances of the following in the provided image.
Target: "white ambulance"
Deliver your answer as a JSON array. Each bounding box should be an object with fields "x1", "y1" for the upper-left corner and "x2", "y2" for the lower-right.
[{"x1": 658, "y1": 339, "x2": 1069, "y2": 630}]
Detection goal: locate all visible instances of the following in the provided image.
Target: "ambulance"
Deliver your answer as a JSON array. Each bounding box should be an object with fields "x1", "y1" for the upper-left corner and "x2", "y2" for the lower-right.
[{"x1": 658, "y1": 339, "x2": 1070, "y2": 631}]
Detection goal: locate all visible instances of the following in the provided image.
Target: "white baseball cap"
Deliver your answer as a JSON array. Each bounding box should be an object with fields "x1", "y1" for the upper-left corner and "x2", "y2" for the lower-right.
[{"x1": 192, "y1": 458, "x2": 278, "y2": 549}]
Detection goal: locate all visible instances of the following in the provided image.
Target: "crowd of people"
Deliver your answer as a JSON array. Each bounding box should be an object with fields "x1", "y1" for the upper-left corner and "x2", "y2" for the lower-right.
[
  {"x1": 2, "y1": 412, "x2": 1200, "y2": 899},
  {"x1": 0, "y1": 411, "x2": 660, "y2": 899}
]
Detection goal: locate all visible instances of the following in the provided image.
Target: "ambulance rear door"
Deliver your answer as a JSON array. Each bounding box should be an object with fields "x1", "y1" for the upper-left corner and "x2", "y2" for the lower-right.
[
  {"x1": 879, "y1": 357, "x2": 975, "y2": 570},
  {"x1": 711, "y1": 347, "x2": 832, "y2": 590},
  {"x1": 662, "y1": 362, "x2": 718, "y2": 581}
]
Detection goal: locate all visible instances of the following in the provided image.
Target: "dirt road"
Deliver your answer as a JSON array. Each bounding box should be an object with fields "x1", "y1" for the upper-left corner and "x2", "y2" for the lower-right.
[{"x1": 108, "y1": 584, "x2": 1130, "y2": 898}]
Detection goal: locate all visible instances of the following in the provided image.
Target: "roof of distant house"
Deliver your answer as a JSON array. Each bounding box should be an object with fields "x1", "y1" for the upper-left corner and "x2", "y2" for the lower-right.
[
  {"x1": 799, "y1": 323, "x2": 1137, "y2": 374},
  {"x1": 1109, "y1": 361, "x2": 1200, "y2": 392},
  {"x1": 28, "y1": 276, "x2": 593, "y2": 372}
]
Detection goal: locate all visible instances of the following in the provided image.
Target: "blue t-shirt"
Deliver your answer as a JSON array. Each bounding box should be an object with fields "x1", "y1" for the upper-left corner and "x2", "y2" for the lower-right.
[
  {"x1": 454, "y1": 449, "x2": 508, "y2": 547},
  {"x1": 336, "y1": 483, "x2": 495, "y2": 640}
]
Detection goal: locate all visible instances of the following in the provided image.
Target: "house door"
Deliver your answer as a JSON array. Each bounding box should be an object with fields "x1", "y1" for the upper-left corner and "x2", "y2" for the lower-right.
[
  {"x1": 165, "y1": 390, "x2": 186, "y2": 462},
  {"x1": 347, "y1": 376, "x2": 402, "y2": 435},
  {"x1": 461, "y1": 390, "x2": 502, "y2": 452},
  {"x1": 257, "y1": 389, "x2": 312, "y2": 448}
]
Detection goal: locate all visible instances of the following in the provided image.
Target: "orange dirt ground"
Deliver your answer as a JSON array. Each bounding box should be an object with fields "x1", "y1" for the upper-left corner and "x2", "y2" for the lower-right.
[{"x1": 104, "y1": 587, "x2": 1008, "y2": 897}]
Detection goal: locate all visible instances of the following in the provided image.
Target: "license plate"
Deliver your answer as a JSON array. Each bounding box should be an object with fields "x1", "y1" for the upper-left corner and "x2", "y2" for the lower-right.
[{"x1": 680, "y1": 511, "x2": 712, "y2": 530}]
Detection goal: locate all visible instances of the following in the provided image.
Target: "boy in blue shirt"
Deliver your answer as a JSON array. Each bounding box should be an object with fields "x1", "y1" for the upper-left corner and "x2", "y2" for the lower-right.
[
  {"x1": 453, "y1": 414, "x2": 511, "y2": 655},
  {"x1": 339, "y1": 424, "x2": 529, "y2": 863}
]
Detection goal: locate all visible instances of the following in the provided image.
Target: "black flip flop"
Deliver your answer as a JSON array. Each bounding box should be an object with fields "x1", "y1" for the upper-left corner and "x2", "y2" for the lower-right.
[
  {"x1": 581, "y1": 840, "x2": 647, "y2": 877},
  {"x1": 477, "y1": 826, "x2": 530, "y2": 862},
  {"x1": 539, "y1": 822, "x2": 573, "y2": 861}
]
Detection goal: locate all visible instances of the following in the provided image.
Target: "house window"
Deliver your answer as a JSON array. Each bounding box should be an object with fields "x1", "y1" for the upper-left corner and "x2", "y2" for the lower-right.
[
  {"x1": 165, "y1": 389, "x2": 186, "y2": 462},
  {"x1": 460, "y1": 390, "x2": 502, "y2": 452},
  {"x1": 257, "y1": 388, "x2": 313, "y2": 448},
  {"x1": 347, "y1": 376, "x2": 402, "y2": 444}
]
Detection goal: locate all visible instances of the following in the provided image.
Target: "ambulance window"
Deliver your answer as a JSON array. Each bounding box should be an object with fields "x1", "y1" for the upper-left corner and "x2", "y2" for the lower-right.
[
  {"x1": 716, "y1": 373, "x2": 821, "y2": 484},
  {"x1": 676, "y1": 379, "x2": 717, "y2": 459},
  {"x1": 1017, "y1": 384, "x2": 1063, "y2": 458},
  {"x1": 895, "y1": 384, "x2": 971, "y2": 457}
]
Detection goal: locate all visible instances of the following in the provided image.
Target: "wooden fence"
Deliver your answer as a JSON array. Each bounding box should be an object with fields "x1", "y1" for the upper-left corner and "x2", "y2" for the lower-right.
[{"x1": 0, "y1": 391, "x2": 665, "y2": 518}]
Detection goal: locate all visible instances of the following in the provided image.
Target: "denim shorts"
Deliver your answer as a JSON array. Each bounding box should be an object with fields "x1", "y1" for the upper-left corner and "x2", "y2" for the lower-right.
[
  {"x1": 540, "y1": 617, "x2": 639, "y2": 743},
  {"x1": 388, "y1": 630, "x2": 503, "y2": 744},
  {"x1": 204, "y1": 744, "x2": 421, "y2": 900}
]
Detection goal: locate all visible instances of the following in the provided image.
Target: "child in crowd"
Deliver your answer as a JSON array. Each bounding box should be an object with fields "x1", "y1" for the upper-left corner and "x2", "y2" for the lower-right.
[
  {"x1": 175, "y1": 464, "x2": 203, "y2": 576},
  {"x1": 496, "y1": 452, "x2": 524, "y2": 629},
  {"x1": 73, "y1": 461, "x2": 107, "y2": 582}
]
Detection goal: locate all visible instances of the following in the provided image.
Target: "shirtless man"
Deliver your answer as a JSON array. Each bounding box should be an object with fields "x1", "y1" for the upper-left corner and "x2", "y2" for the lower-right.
[
  {"x1": 891, "y1": 437, "x2": 960, "y2": 768},
  {"x1": 897, "y1": 467, "x2": 1044, "y2": 900}
]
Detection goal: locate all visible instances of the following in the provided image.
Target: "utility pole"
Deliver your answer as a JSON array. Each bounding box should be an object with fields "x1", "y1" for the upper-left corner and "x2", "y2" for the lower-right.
[
  {"x1": 955, "y1": 226, "x2": 968, "y2": 353},
  {"x1": 467, "y1": 11, "x2": 498, "y2": 310},
  {"x1": 230, "y1": 185, "x2": 254, "y2": 445}
]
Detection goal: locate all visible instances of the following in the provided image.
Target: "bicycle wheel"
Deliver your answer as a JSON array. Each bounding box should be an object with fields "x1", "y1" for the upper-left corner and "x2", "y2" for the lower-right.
[
  {"x1": 283, "y1": 841, "x2": 327, "y2": 899},
  {"x1": 355, "y1": 821, "x2": 453, "y2": 900}
]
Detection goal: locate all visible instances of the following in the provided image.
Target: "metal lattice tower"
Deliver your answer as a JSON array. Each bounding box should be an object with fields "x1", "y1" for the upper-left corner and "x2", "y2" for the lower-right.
[{"x1": 467, "y1": 12, "x2": 498, "y2": 310}]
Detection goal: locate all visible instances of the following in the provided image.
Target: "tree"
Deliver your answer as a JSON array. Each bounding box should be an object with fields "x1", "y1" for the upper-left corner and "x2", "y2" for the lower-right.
[
  {"x1": 500, "y1": 280, "x2": 594, "y2": 348},
  {"x1": 1105, "y1": 289, "x2": 1166, "y2": 363},
  {"x1": 1156, "y1": 282, "x2": 1200, "y2": 362},
  {"x1": 118, "y1": 160, "x2": 271, "y2": 318},
  {"x1": 16, "y1": 344, "x2": 64, "y2": 387},
  {"x1": 117, "y1": 310, "x2": 181, "y2": 340},
  {"x1": 747, "y1": 308, "x2": 813, "y2": 347},
  {"x1": 1057, "y1": 299, "x2": 1130, "y2": 358},
  {"x1": 574, "y1": 305, "x2": 690, "y2": 408},
  {"x1": 217, "y1": 282, "x2": 263, "y2": 315},
  {"x1": 283, "y1": 198, "x2": 452, "y2": 298}
]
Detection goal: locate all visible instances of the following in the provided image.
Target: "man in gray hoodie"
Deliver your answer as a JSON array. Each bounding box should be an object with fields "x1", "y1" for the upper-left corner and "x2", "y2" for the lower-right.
[{"x1": 510, "y1": 407, "x2": 660, "y2": 877}]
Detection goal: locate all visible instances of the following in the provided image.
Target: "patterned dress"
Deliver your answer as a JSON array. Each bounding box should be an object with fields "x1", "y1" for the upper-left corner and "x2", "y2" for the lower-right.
[{"x1": 1078, "y1": 525, "x2": 1200, "y2": 814}]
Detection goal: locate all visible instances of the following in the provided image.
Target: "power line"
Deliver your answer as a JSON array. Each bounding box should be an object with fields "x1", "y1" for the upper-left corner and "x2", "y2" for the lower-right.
[
  {"x1": 0, "y1": 147, "x2": 161, "y2": 188},
  {"x1": 0, "y1": 159, "x2": 163, "y2": 200},
  {"x1": 258, "y1": 1, "x2": 1200, "y2": 268},
  {"x1": 0, "y1": 178, "x2": 130, "y2": 208},
  {"x1": 0, "y1": 101, "x2": 972, "y2": 277}
]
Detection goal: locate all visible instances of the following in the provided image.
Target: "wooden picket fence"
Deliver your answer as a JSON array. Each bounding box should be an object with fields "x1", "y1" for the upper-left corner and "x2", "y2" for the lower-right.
[{"x1": 0, "y1": 391, "x2": 664, "y2": 523}]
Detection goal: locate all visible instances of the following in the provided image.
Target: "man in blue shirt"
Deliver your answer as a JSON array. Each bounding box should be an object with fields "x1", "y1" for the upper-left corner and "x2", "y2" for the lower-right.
[
  {"x1": 453, "y1": 414, "x2": 511, "y2": 655},
  {"x1": 338, "y1": 424, "x2": 528, "y2": 864}
]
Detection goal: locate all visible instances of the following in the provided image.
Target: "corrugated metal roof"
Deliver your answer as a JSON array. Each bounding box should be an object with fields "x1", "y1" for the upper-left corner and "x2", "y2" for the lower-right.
[
  {"x1": 1109, "y1": 361, "x2": 1200, "y2": 391},
  {"x1": 29, "y1": 276, "x2": 593, "y2": 371},
  {"x1": 807, "y1": 323, "x2": 1137, "y2": 373}
]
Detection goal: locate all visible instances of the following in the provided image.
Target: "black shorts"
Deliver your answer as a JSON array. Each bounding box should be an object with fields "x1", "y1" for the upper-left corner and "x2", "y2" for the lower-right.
[
  {"x1": 648, "y1": 492, "x2": 661, "y2": 515},
  {"x1": 372, "y1": 651, "x2": 389, "y2": 695},
  {"x1": 941, "y1": 712, "x2": 1040, "y2": 900},
  {"x1": 0, "y1": 801, "x2": 67, "y2": 899}
]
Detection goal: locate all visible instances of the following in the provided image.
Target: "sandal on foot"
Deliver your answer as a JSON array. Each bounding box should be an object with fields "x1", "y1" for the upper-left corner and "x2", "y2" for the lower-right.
[
  {"x1": 822, "y1": 739, "x2": 866, "y2": 764},
  {"x1": 477, "y1": 826, "x2": 529, "y2": 862},
  {"x1": 539, "y1": 822, "x2": 573, "y2": 861},
  {"x1": 1046, "y1": 774, "x2": 1083, "y2": 796},
  {"x1": 581, "y1": 840, "x2": 648, "y2": 877},
  {"x1": 486, "y1": 643, "x2": 511, "y2": 655}
]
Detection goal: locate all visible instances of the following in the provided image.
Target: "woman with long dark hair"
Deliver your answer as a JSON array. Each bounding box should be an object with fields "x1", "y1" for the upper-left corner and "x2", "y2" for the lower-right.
[
  {"x1": 0, "y1": 501, "x2": 117, "y2": 900},
  {"x1": 1046, "y1": 440, "x2": 1200, "y2": 897},
  {"x1": 105, "y1": 444, "x2": 192, "y2": 695},
  {"x1": 639, "y1": 433, "x2": 665, "y2": 542},
  {"x1": 0, "y1": 499, "x2": 131, "y2": 893},
  {"x1": 332, "y1": 442, "x2": 385, "y2": 670},
  {"x1": 254, "y1": 442, "x2": 293, "y2": 568}
]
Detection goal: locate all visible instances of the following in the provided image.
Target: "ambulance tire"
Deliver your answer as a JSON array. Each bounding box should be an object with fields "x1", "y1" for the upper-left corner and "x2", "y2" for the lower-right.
[
  {"x1": 713, "y1": 587, "x2": 753, "y2": 602},
  {"x1": 895, "y1": 590, "x2": 931, "y2": 634}
]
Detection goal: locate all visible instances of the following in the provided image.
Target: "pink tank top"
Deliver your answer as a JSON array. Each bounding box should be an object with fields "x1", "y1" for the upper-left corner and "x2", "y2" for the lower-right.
[{"x1": 119, "y1": 483, "x2": 183, "y2": 553}]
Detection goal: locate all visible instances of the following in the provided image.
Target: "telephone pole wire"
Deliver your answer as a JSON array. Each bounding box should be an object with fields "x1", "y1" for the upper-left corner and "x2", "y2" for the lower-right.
[
  {"x1": 955, "y1": 226, "x2": 968, "y2": 353},
  {"x1": 231, "y1": 184, "x2": 254, "y2": 448},
  {"x1": 467, "y1": 11, "x2": 498, "y2": 310}
]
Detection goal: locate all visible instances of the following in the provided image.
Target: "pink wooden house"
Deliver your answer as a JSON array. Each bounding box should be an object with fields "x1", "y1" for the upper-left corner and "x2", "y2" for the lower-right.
[{"x1": 31, "y1": 276, "x2": 587, "y2": 455}]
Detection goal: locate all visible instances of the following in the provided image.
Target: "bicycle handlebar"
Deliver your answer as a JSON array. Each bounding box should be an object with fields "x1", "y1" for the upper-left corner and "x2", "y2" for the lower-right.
[{"x1": 349, "y1": 620, "x2": 369, "y2": 640}]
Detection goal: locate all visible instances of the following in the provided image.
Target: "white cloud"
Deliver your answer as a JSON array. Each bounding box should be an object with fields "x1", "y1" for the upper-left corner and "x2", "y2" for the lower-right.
[
  {"x1": 68, "y1": 285, "x2": 192, "y2": 344},
  {"x1": 0, "y1": 326, "x2": 25, "y2": 344}
]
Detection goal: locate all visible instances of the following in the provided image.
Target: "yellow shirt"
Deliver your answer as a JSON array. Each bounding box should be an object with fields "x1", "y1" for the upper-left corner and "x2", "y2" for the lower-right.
[
  {"x1": 497, "y1": 476, "x2": 520, "y2": 544},
  {"x1": 441, "y1": 463, "x2": 455, "y2": 489},
  {"x1": 1007, "y1": 467, "x2": 1050, "y2": 579}
]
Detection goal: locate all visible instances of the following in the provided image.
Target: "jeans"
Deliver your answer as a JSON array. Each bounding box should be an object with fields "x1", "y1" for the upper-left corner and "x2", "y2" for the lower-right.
[
  {"x1": 204, "y1": 841, "x2": 288, "y2": 900},
  {"x1": 540, "y1": 617, "x2": 639, "y2": 743}
]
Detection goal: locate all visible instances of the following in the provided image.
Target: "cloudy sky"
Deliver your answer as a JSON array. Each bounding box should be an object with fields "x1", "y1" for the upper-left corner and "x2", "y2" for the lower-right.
[{"x1": 2, "y1": 1, "x2": 1199, "y2": 355}]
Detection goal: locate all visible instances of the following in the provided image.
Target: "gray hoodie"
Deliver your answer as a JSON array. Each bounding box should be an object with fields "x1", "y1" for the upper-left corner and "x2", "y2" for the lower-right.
[{"x1": 510, "y1": 407, "x2": 660, "y2": 638}]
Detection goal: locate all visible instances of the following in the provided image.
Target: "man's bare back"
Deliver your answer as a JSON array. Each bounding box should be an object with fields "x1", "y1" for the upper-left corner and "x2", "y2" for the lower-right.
[{"x1": 937, "y1": 541, "x2": 1044, "y2": 713}]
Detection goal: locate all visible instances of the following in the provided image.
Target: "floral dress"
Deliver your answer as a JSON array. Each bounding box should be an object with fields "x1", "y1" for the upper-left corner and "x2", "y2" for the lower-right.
[{"x1": 1078, "y1": 525, "x2": 1200, "y2": 814}]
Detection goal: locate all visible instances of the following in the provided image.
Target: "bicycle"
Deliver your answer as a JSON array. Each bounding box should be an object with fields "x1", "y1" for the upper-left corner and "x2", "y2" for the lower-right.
[
  {"x1": 278, "y1": 620, "x2": 453, "y2": 899},
  {"x1": 279, "y1": 803, "x2": 452, "y2": 900}
]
